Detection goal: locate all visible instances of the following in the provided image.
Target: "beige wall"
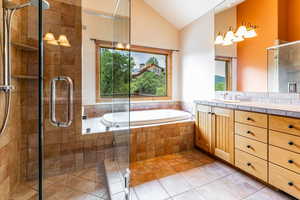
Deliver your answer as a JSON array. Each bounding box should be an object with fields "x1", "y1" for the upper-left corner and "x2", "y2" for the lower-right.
[
  {"x1": 82, "y1": 0, "x2": 180, "y2": 105},
  {"x1": 180, "y1": 11, "x2": 215, "y2": 107},
  {"x1": 215, "y1": 7, "x2": 238, "y2": 91}
]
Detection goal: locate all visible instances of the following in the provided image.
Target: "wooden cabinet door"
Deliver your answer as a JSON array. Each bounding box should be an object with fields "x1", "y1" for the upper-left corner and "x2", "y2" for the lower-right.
[
  {"x1": 195, "y1": 105, "x2": 212, "y2": 153},
  {"x1": 212, "y1": 107, "x2": 234, "y2": 164}
]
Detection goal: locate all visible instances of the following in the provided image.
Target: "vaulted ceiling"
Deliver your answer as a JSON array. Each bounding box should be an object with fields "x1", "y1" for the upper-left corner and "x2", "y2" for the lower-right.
[
  {"x1": 143, "y1": 0, "x2": 245, "y2": 29},
  {"x1": 143, "y1": 0, "x2": 224, "y2": 29}
]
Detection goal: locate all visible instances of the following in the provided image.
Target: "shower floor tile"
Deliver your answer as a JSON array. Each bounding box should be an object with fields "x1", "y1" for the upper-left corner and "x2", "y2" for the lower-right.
[{"x1": 9, "y1": 166, "x2": 109, "y2": 200}]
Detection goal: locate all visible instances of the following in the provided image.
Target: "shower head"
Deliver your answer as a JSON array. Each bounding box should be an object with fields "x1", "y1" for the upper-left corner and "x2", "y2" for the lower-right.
[{"x1": 4, "y1": 0, "x2": 50, "y2": 10}]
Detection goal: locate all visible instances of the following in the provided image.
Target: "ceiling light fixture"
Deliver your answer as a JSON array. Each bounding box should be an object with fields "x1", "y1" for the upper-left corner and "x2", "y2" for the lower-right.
[
  {"x1": 244, "y1": 25, "x2": 257, "y2": 38},
  {"x1": 58, "y1": 35, "x2": 71, "y2": 47}
]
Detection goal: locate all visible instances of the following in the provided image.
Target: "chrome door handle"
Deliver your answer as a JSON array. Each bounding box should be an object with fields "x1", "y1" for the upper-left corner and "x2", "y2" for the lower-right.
[{"x1": 50, "y1": 76, "x2": 73, "y2": 127}]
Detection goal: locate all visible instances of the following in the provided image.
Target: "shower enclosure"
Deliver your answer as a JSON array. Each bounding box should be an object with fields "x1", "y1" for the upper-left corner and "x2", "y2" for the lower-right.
[{"x1": 0, "y1": 0, "x2": 131, "y2": 199}]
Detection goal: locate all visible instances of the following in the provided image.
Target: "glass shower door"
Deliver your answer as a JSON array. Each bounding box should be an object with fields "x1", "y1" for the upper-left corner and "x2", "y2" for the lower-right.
[{"x1": 41, "y1": 0, "x2": 131, "y2": 200}]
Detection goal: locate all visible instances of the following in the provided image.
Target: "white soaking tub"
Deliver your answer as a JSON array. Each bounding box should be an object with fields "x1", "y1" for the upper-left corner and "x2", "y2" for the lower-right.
[{"x1": 101, "y1": 109, "x2": 192, "y2": 128}]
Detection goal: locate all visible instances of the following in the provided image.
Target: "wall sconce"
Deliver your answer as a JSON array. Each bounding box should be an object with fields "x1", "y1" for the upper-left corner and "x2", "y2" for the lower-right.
[
  {"x1": 244, "y1": 25, "x2": 257, "y2": 38},
  {"x1": 43, "y1": 32, "x2": 71, "y2": 47},
  {"x1": 43, "y1": 32, "x2": 59, "y2": 45},
  {"x1": 215, "y1": 32, "x2": 224, "y2": 45},
  {"x1": 215, "y1": 23, "x2": 258, "y2": 46},
  {"x1": 58, "y1": 35, "x2": 71, "y2": 47}
]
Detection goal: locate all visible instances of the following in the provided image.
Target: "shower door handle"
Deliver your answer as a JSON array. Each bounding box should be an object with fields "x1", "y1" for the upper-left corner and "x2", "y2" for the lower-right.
[{"x1": 50, "y1": 76, "x2": 74, "y2": 127}]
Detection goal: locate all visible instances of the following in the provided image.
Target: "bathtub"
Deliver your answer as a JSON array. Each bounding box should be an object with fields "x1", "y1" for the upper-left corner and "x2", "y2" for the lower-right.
[{"x1": 101, "y1": 109, "x2": 192, "y2": 128}]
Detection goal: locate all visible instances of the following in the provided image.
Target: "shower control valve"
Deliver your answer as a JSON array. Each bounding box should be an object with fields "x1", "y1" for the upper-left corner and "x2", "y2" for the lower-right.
[{"x1": 0, "y1": 85, "x2": 15, "y2": 92}]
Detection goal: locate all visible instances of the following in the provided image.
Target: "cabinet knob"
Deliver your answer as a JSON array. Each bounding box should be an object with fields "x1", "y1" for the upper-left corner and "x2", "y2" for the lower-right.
[
  {"x1": 246, "y1": 145, "x2": 251, "y2": 148},
  {"x1": 246, "y1": 117, "x2": 252, "y2": 121},
  {"x1": 288, "y1": 125, "x2": 294, "y2": 129},
  {"x1": 247, "y1": 162, "x2": 251, "y2": 166},
  {"x1": 288, "y1": 182, "x2": 294, "y2": 186},
  {"x1": 288, "y1": 160, "x2": 294, "y2": 164},
  {"x1": 247, "y1": 130, "x2": 252, "y2": 134},
  {"x1": 288, "y1": 141, "x2": 294, "y2": 146}
]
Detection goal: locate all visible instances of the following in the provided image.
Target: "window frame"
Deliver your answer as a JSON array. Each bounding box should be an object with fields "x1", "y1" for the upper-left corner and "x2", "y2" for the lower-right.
[
  {"x1": 95, "y1": 40, "x2": 173, "y2": 102},
  {"x1": 215, "y1": 56, "x2": 233, "y2": 91}
]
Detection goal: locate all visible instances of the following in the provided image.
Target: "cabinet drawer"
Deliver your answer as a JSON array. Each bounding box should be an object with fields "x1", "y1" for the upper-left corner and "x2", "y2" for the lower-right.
[
  {"x1": 235, "y1": 123, "x2": 267, "y2": 143},
  {"x1": 270, "y1": 130, "x2": 300, "y2": 154},
  {"x1": 269, "y1": 145, "x2": 300, "y2": 174},
  {"x1": 235, "y1": 135, "x2": 267, "y2": 160},
  {"x1": 235, "y1": 111, "x2": 267, "y2": 128},
  {"x1": 235, "y1": 149, "x2": 267, "y2": 182},
  {"x1": 269, "y1": 115, "x2": 300, "y2": 136},
  {"x1": 269, "y1": 163, "x2": 300, "y2": 199}
]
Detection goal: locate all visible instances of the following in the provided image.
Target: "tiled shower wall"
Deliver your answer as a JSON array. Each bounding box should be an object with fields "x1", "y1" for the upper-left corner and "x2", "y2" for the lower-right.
[{"x1": 0, "y1": 0, "x2": 38, "y2": 198}]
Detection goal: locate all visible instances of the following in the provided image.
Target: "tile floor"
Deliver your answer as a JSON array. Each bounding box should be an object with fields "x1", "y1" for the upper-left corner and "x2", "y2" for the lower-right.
[
  {"x1": 130, "y1": 150, "x2": 294, "y2": 200},
  {"x1": 9, "y1": 150, "x2": 294, "y2": 200},
  {"x1": 10, "y1": 165, "x2": 110, "y2": 200}
]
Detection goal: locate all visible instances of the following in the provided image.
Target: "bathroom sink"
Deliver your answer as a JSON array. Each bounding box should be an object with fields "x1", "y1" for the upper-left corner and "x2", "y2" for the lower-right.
[{"x1": 215, "y1": 99, "x2": 241, "y2": 103}]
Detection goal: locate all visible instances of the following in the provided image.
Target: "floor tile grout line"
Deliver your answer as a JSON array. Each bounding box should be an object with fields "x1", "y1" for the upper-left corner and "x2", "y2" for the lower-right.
[{"x1": 239, "y1": 186, "x2": 267, "y2": 200}]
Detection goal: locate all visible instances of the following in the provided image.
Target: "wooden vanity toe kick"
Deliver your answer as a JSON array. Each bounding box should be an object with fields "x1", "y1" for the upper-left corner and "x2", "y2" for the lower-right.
[
  {"x1": 269, "y1": 145, "x2": 300, "y2": 174},
  {"x1": 269, "y1": 163, "x2": 300, "y2": 199},
  {"x1": 235, "y1": 135, "x2": 267, "y2": 160}
]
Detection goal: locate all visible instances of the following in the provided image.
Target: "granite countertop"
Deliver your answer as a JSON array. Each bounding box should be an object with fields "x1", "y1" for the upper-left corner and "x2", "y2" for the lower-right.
[{"x1": 194, "y1": 99, "x2": 300, "y2": 118}]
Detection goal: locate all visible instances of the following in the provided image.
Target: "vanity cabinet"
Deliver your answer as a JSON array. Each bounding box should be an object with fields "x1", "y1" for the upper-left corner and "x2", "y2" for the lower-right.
[
  {"x1": 195, "y1": 103, "x2": 300, "y2": 199},
  {"x1": 211, "y1": 107, "x2": 234, "y2": 164},
  {"x1": 195, "y1": 105, "x2": 213, "y2": 153},
  {"x1": 195, "y1": 105, "x2": 234, "y2": 164}
]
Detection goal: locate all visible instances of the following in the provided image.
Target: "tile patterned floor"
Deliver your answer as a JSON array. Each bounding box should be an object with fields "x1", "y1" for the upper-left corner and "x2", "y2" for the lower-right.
[
  {"x1": 130, "y1": 150, "x2": 294, "y2": 200},
  {"x1": 9, "y1": 150, "x2": 294, "y2": 200}
]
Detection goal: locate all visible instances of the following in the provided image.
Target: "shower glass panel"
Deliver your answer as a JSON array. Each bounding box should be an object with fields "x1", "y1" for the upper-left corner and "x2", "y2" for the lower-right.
[
  {"x1": 268, "y1": 42, "x2": 300, "y2": 93},
  {"x1": 41, "y1": 0, "x2": 131, "y2": 200}
]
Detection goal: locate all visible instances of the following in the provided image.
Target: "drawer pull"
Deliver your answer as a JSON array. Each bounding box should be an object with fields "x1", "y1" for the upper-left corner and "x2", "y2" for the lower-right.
[
  {"x1": 288, "y1": 160, "x2": 294, "y2": 164},
  {"x1": 246, "y1": 145, "x2": 251, "y2": 148},
  {"x1": 288, "y1": 141, "x2": 294, "y2": 145},
  {"x1": 288, "y1": 182, "x2": 294, "y2": 186},
  {"x1": 247, "y1": 117, "x2": 253, "y2": 121},
  {"x1": 288, "y1": 125, "x2": 294, "y2": 129},
  {"x1": 247, "y1": 162, "x2": 251, "y2": 166},
  {"x1": 246, "y1": 130, "x2": 252, "y2": 134}
]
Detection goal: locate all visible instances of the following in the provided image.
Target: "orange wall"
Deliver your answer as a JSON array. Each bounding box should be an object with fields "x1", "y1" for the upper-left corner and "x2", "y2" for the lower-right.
[
  {"x1": 237, "y1": 0, "x2": 278, "y2": 92},
  {"x1": 288, "y1": 0, "x2": 300, "y2": 41}
]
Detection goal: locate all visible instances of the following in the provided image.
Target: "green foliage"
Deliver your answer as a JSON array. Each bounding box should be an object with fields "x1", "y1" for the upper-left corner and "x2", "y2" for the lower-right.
[
  {"x1": 146, "y1": 57, "x2": 159, "y2": 65},
  {"x1": 215, "y1": 82, "x2": 225, "y2": 91},
  {"x1": 100, "y1": 48, "x2": 167, "y2": 97}
]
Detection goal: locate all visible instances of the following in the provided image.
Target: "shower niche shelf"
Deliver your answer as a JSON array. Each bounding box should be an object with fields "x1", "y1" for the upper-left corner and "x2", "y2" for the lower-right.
[
  {"x1": 12, "y1": 42, "x2": 38, "y2": 51},
  {"x1": 12, "y1": 75, "x2": 38, "y2": 80}
]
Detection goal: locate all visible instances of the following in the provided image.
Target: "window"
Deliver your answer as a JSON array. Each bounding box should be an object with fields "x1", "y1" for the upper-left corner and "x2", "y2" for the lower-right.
[
  {"x1": 215, "y1": 57, "x2": 232, "y2": 91},
  {"x1": 95, "y1": 40, "x2": 172, "y2": 102}
]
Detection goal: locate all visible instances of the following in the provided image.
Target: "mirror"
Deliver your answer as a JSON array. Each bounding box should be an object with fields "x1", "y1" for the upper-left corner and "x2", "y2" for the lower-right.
[{"x1": 214, "y1": 0, "x2": 300, "y2": 93}]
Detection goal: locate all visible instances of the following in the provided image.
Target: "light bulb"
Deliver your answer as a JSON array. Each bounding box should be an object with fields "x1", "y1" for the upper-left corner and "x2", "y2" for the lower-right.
[
  {"x1": 116, "y1": 43, "x2": 124, "y2": 49},
  {"x1": 235, "y1": 25, "x2": 247, "y2": 37},
  {"x1": 245, "y1": 28, "x2": 257, "y2": 38},
  {"x1": 125, "y1": 44, "x2": 130, "y2": 49},
  {"x1": 222, "y1": 39, "x2": 233, "y2": 46},
  {"x1": 225, "y1": 30, "x2": 235, "y2": 41},
  {"x1": 215, "y1": 33, "x2": 224, "y2": 45},
  {"x1": 47, "y1": 39, "x2": 59, "y2": 46},
  {"x1": 232, "y1": 35, "x2": 244, "y2": 42}
]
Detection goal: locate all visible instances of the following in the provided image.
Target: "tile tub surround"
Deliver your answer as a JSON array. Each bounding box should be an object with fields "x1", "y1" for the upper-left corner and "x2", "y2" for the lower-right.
[
  {"x1": 83, "y1": 101, "x2": 182, "y2": 118},
  {"x1": 130, "y1": 121, "x2": 195, "y2": 162},
  {"x1": 195, "y1": 98, "x2": 300, "y2": 118}
]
